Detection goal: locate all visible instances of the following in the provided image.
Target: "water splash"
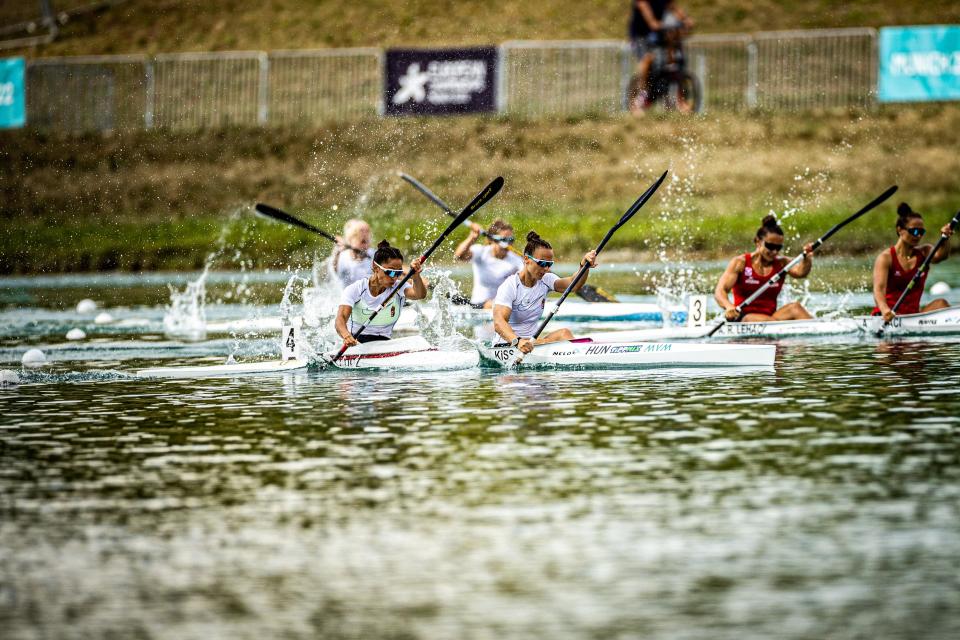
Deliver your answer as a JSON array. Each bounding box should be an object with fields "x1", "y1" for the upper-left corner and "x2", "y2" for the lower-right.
[{"x1": 162, "y1": 208, "x2": 246, "y2": 340}]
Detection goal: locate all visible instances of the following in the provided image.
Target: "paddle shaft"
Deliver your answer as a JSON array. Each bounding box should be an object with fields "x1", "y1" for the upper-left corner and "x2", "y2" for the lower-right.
[
  {"x1": 513, "y1": 170, "x2": 668, "y2": 364},
  {"x1": 399, "y1": 172, "x2": 524, "y2": 258},
  {"x1": 331, "y1": 176, "x2": 504, "y2": 362},
  {"x1": 254, "y1": 203, "x2": 361, "y2": 253},
  {"x1": 879, "y1": 209, "x2": 960, "y2": 333},
  {"x1": 707, "y1": 185, "x2": 899, "y2": 337}
]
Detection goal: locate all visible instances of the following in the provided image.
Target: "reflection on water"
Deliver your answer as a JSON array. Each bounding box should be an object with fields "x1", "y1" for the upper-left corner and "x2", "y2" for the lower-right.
[{"x1": 3, "y1": 340, "x2": 960, "y2": 639}]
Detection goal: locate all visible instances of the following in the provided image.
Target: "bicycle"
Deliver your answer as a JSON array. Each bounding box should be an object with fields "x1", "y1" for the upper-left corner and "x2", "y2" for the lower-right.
[{"x1": 628, "y1": 25, "x2": 703, "y2": 114}]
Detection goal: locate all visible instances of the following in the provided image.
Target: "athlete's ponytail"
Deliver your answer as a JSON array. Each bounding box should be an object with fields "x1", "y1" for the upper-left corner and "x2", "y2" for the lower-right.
[
  {"x1": 373, "y1": 239, "x2": 403, "y2": 264},
  {"x1": 523, "y1": 230, "x2": 552, "y2": 256},
  {"x1": 755, "y1": 215, "x2": 784, "y2": 241},
  {"x1": 896, "y1": 202, "x2": 923, "y2": 230}
]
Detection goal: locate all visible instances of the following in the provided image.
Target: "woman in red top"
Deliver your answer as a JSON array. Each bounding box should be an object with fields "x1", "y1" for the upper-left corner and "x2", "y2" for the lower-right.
[
  {"x1": 715, "y1": 215, "x2": 814, "y2": 322},
  {"x1": 872, "y1": 203, "x2": 953, "y2": 322}
]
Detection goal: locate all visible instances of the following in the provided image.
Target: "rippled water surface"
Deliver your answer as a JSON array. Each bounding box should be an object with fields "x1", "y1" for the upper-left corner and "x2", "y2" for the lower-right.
[{"x1": 2, "y1": 270, "x2": 960, "y2": 639}]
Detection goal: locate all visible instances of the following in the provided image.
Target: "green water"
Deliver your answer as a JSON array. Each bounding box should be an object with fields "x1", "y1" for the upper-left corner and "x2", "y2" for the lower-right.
[{"x1": 2, "y1": 269, "x2": 960, "y2": 639}]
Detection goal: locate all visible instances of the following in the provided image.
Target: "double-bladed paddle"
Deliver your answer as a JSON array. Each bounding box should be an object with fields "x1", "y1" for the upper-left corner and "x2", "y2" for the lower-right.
[
  {"x1": 707, "y1": 185, "x2": 899, "y2": 338},
  {"x1": 329, "y1": 176, "x2": 505, "y2": 364},
  {"x1": 399, "y1": 172, "x2": 619, "y2": 303},
  {"x1": 513, "y1": 170, "x2": 669, "y2": 366},
  {"x1": 876, "y1": 208, "x2": 960, "y2": 337},
  {"x1": 254, "y1": 203, "x2": 362, "y2": 253}
]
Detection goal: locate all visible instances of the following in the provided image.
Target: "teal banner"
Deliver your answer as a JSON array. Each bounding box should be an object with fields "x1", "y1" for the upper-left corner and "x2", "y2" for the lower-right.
[
  {"x1": 0, "y1": 57, "x2": 26, "y2": 128},
  {"x1": 879, "y1": 26, "x2": 960, "y2": 102}
]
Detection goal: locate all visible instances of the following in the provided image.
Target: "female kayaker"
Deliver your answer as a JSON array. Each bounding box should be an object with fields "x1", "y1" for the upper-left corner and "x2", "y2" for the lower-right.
[
  {"x1": 872, "y1": 202, "x2": 953, "y2": 322},
  {"x1": 335, "y1": 240, "x2": 426, "y2": 346},
  {"x1": 715, "y1": 215, "x2": 814, "y2": 321},
  {"x1": 493, "y1": 231, "x2": 597, "y2": 353},
  {"x1": 331, "y1": 219, "x2": 375, "y2": 287},
  {"x1": 454, "y1": 218, "x2": 524, "y2": 308}
]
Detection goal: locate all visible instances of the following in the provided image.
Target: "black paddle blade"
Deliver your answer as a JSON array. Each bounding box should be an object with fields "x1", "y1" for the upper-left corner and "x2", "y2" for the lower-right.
[
  {"x1": 399, "y1": 172, "x2": 455, "y2": 215},
  {"x1": 453, "y1": 176, "x2": 504, "y2": 228},
  {"x1": 255, "y1": 203, "x2": 324, "y2": 236},
  {"x1": 818, "y1": 185, "x2": 898, "y2": 246},
  {"x1": 618, "y1": 170, "x2": 668, "y2": 227},
  {"x1": 255, "y1": 202, "x2": 359, "y2": 251}
]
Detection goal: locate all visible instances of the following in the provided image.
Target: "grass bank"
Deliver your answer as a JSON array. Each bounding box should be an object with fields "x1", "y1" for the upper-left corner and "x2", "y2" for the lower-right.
[
  {"x1": 9, "y1": 0, "x2": 960, "y2": 57},
  {"x1": 3, "y1": 105, "x2": 960, "y2": 274}
]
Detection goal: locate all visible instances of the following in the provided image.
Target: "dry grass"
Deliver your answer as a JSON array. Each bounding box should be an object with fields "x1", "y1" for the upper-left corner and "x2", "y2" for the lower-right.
[
  {"x1": 7, "y1": 0, "x2": 960, "y2": 58},
  {"x1": 3, "y1": 105, "x2": 960, "y2": 273}
]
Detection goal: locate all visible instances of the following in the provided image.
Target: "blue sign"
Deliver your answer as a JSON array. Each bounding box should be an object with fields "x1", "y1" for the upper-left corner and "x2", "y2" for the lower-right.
[
  {"x1": 879, "y1": 26, "x2": 960, "y2": 102},
  {"x1": 0, "y1": 57, "x2": 26, "y2": 128}
]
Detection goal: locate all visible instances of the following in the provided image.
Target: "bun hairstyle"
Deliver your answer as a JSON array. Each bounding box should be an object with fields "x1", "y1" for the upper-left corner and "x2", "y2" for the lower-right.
[
  {"x1": 523, "y1": 230, "x2": 552, "y2": 257},
  {"x1": 373, "y1": 239, "x2": 403, "y2": 265},
  {"x1": 896, "y1": 202, "x2": 923, "y2": 229},
  {"x1": 487, "y1": 218, "x2": 513, "y2": 237},
  {"x1": 755, "y1": 214, "x2": 784, "y2": 241}
]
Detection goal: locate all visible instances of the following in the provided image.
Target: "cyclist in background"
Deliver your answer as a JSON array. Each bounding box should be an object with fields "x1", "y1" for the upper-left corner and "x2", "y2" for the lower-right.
[{"x1": 628, "y1": 0, "x2": 693, "y2": 114}]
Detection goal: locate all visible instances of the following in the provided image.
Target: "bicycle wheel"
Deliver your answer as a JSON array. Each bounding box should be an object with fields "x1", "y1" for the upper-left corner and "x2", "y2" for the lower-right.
[{"x1": 676, "y1": 71, "x2": 702, "y2": 114}]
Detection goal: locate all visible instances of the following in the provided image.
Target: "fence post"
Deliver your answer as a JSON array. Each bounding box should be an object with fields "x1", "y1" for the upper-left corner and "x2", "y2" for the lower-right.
[
  {"x1": 620, "y1": 43, "x2": 632, "y2": 111},
  {"x1": 496, "y1": 44, "x2": 507, "y2": 113},
  {"x1": 144, "y1": 58, "x2": 155, "y2": 129},
  {"x1": 746, "y1": 40, "x2": 758, "y2": 109},
  {"x1": 695, "y1": 52, "x2": 707, "y2": 112},
  {"x1": 258, "y1": 52, "x2": 269, "y2": 125}
]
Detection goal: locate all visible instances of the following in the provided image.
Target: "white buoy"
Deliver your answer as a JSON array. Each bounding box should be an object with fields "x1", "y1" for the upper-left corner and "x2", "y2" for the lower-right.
[
  {"x1": 930, "y1": 281, "x2": 951, "y2": 295},
  {"x1": 66, "y1": 328, "x2": 87, "y2": 341},
  {"x1": 94, "y1": 312, "x2": 114, "y2": 324},
  {"x1": 76, "y1": 299, "x2": 97, "y2": 313},
  {"x1": 1, "y1": 369, "x2": 19, "y2": 385},
  {"x1": 21, "y1": 349, "x2": 47, "y2": 368}
]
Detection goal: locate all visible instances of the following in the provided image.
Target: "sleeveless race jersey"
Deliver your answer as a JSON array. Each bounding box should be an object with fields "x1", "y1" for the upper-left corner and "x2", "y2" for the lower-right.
[
  {"x1": 874, "y1": 246, "x2": 928, "y2": 315},
  {"x1": 732, "y1": 253, "x2": 786, "y2": 316}
]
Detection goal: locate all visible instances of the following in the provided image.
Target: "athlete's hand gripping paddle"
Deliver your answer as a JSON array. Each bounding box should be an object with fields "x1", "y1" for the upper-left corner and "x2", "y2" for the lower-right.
[
  {"x1": 706, "y1": 185, "x2": 898, "y2": 338},
  {"x1": 876, "y1": 207, "x2": 960, "y2": 337},
  {"x1": 329, "y1": 176, "x2": 504, "y2": 364},
  {"x1": 512, "y1": 170, "x2": 668, "y2": 366}
]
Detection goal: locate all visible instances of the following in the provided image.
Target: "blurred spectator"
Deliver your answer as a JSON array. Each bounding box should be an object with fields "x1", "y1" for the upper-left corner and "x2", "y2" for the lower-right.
[{"x1": 628, "y1": 0, "x2": 693, "y2": 114}]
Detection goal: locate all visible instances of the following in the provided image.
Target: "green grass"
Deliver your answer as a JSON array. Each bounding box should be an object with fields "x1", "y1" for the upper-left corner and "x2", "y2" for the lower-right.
[{"x1": 8, "y1": 1, "x2": 960, "y2": 58}]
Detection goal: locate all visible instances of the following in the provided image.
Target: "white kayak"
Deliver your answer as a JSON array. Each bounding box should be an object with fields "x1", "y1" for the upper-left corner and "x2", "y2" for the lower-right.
[
  {"x1": 400, "y1": 301, "x2": 685, "y2": 327},
  {"x1": 329, "y1": 336, "x2": 480, "y2": 370},
  {"x1": 855, "y1": 306, "x2": 960, "y2": 336},
  {"x1": 136, "y1": 358, "x2": 309, "y2": 378},
  {"x1": 205, "y1": 302, "x2": 685, "y2": 335},
  {"x1": 477, "y1": 338, "x2": 775, "y2": 369},
  {"x1": 584, "y1": 318, "x2": 861, "y2": 342}
]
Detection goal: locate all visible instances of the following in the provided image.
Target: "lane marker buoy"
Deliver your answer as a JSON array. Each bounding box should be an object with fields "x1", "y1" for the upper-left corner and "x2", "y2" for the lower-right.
[{"x1": 21, "y1": 349, "x2": 47, "y2": 369}]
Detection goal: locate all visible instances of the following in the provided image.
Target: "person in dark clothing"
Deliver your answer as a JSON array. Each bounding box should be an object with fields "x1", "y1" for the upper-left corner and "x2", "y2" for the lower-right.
[{"x1": 628, "y1": 0, "x2": 693, "y2": 114}]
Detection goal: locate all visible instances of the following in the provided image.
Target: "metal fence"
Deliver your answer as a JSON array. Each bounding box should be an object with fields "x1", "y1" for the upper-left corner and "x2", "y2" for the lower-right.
[{"x1": 22, "y1": 28, "x2": 880, "y2": 133}]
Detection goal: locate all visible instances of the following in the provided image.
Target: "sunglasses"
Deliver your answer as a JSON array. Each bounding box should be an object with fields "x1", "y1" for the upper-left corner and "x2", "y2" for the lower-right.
[
  {"x1": 525, "y1": 254, "x2": 555, "y2": 269},
  {"x1": 490, "y1": 234, "x2": 515, "y2": 245},
  {"x1": 374, "y1": 261, "x2": 404, "y2": 278},
  {"x1": 763, "y1": 241, "x2": 783, "y2": 252},
  {"x1": 904, "y1": 227, "x2": 926, "y2": 237}
]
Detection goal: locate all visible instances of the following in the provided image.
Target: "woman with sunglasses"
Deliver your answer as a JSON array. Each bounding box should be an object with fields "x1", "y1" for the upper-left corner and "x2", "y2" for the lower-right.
[
  {"x1": 872, "y1": 203, "x2": 953, "y2": 322},
  {"x1": 331, "y1": 219, "x2": 375, "y2": 288},
  {"x1": 715, "y1": 215, "x2": 814, "y2": 322},
  {"x1": 454, "y1": 219, "x2": 524, "y2": 308},
  {"x1": 335, "y1": 240, "x2": 426, "y2": 346},
  {"x1": 493, "y1": 231, "x2": 598, "y2": 354}
]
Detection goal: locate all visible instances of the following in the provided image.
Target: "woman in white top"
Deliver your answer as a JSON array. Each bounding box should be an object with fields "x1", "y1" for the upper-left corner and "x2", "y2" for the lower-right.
[
  {"x1": 336, "y1": 240, "x2": 426, "y2": 346},
  {"x1": 332, "y1": 219, "x2": 375, "y2": 287},
  {"x1": 453, "y1": 218, "x2": 524, "y2": 308},
  {"x1": 493, "y1": 231, "x2": 598, "y2": 354}
]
